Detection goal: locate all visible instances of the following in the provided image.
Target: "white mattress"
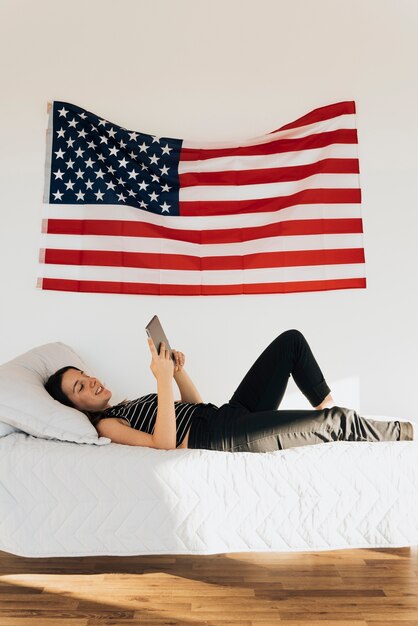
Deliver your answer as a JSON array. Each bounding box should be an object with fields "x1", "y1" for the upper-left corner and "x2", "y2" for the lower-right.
[{"x1": 1, "y1": 421, "x2": 417, "y2": 558}]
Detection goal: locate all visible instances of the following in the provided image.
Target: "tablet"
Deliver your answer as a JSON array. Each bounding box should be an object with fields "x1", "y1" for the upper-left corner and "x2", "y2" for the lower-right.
[{"x1": 145, "y1": 315, "x2": 175, "y2": 361}]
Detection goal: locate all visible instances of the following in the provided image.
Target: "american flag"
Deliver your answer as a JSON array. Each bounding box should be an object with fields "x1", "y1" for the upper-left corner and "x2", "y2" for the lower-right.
[{"x1": 38, "y1": 100, "x2": 366, "y2": 296}]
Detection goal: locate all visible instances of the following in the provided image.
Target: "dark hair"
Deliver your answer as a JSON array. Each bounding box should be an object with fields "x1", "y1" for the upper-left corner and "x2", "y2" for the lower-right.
[{"x1": 44, "y1": 365, "x2": 80, "y2": 408}]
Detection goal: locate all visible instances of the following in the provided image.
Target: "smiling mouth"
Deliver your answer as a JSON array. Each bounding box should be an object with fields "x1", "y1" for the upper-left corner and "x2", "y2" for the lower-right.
[{"x1": 95, "y1": 386, "x2": 103, "y2": 395}]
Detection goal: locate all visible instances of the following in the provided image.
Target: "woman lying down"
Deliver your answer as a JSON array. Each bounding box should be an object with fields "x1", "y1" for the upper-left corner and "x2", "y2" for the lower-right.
[{"x1": 44, "y1": 329, "x2": 415, "y2": 452}]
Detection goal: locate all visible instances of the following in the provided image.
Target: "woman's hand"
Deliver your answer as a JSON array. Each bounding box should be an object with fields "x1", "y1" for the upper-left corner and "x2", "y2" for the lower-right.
[
  {"x1": 147, "y1": 337, "x2": 174, "y2": 381},
  {"x1": 172, "y1": 349, "x2": 185, "y2": 374}
]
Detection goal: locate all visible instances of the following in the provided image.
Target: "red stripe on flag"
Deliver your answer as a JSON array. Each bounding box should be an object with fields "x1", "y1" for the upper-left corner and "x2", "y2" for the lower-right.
[
  {"x1": 273, "y1": 101, "x2": 356, "y2": 133},
  {"x1": 46, "y1": 217, "x2": 364, "y2": 243},
  {"x1": 180, "y1": 189, "x2": 361, "y2": 217},
  {"x1": 40, "y1": 276, "x2": 366, "y2": 296},
  {"x1": 180, "y1": 129, "x2": 358, "y2": 162},
  {"x1": 43, "y1": 248, "x2": 365, "y2": 271},
  {"x1": 179, "y1": 158, "x2": 360, "y2": 188}
]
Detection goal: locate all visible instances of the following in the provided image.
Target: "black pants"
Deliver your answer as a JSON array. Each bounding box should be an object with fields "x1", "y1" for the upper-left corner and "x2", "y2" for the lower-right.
[{"x1": 188, "y1": 329, "x2": 413, "y2": 452}]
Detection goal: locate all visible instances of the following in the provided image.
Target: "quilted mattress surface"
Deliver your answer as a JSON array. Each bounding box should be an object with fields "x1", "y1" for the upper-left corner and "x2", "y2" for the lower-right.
[{"x1": 1, "y1": 426, "x2": 418, "y2": 558}]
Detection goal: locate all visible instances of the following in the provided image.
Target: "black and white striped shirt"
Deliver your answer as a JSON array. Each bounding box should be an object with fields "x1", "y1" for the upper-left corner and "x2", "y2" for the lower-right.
[{"x1": 100, "y1": 393, "x2": 216, "y2": 447}]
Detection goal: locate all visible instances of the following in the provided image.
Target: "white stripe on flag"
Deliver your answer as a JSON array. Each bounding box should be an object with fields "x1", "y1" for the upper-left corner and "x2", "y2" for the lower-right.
[
  {"x1": 40, "y1": 233, "x2": 365, "y2": 256},
  {"x1": 179, "y1": 174, "x2": 360, "y2": 202},
  {"x1": 38, "y1": 262, "x2": 366, "y2": 286},
  {"x1": 179, "y1": 144, "x2": 358, "y2": 174},
  {"x1": 42, "y1": 203, "x2": 363, "y2": 229}
]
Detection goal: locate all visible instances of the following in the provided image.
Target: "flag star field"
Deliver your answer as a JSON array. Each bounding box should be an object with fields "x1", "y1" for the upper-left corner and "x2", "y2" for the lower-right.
[{"x1": 49, "y1": 103, "x2": 182, "y2": 215}]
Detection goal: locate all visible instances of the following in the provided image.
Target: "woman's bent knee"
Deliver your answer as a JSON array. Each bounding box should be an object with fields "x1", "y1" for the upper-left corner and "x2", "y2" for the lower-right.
[{"x1": 279, "y1": 328, "x2": 304, "y2": 342}]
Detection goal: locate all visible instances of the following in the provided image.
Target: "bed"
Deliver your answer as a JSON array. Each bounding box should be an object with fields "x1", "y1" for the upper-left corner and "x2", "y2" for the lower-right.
[
  {"x1": 1, "y1": 422, "x2": 417, "y2": 558},
  {"x1": 1, "y1": 341, "x2": 417, "y2": 558}
]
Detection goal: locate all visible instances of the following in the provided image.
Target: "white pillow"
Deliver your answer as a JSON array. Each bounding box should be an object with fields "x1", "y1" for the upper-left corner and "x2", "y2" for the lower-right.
[
  {"x1": 0, "y1": 342, "x2": 111, "y2": 445},
  {"x1": 0, "y1": 420, "x2": 21, "y2": 437}
]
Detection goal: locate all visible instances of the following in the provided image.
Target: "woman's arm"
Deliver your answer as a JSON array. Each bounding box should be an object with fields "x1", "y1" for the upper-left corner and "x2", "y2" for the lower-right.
[
  {"x1": 153, "y1": 374, "x2": 177, "y2": 449},
  {"x1": 148, "y1": 337, "x2": 177, "y2": 450},
  {"x1": 174, "y1": 369, "x2": 203, "y2": 404},
  {"x1": 172, "y1": 349, "x2": 203, "y2": 403}
]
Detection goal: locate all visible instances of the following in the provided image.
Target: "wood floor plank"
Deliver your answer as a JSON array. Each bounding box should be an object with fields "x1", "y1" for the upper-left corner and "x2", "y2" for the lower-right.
[{"x1": 1, "y1": 548, "x2": 418, "y2": 624}]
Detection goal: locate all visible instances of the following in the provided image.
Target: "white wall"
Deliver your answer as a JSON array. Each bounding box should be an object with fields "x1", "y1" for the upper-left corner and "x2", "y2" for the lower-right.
[{"x1": 0, "y1": 0, "x2": 417, "y2": 417}]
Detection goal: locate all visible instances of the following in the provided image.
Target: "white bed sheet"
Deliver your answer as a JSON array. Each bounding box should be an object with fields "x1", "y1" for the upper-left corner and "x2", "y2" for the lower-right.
[{"x1": 1, "y1": 419, "x2": 417, "y2": 558}]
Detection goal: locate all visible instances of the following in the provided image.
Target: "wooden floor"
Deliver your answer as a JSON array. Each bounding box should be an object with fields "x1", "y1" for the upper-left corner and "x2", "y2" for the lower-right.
[{"x1": 1, "y1": 547, "x2": 418, "y2": 625}]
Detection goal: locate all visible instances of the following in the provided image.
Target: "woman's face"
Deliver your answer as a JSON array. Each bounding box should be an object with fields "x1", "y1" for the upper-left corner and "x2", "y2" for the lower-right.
[{"x1": 61, "y1": 368, "x2": 112, "y2": 412}]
